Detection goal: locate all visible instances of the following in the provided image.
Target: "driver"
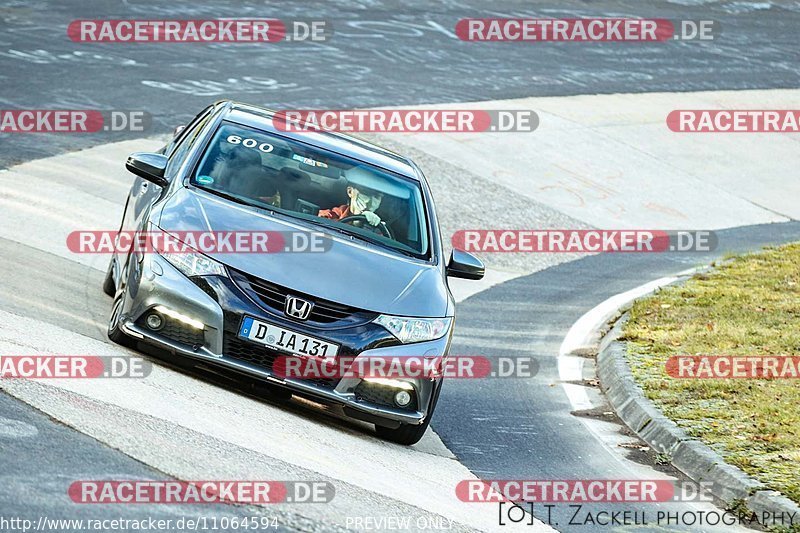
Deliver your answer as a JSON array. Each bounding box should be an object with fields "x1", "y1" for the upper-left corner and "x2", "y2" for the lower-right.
[{"x1": 318, "y1": 166, "x2": 384, "y2": 227}]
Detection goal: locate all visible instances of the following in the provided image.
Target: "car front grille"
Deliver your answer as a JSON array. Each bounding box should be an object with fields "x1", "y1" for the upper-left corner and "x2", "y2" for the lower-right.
[
  {"x1": 223, "y1": 336, "x2": 336, "y2": 389},
  {"x1": 230, "y1": 269, "x2": 375, "y2": 325},
  {"x1": 224, "y1": 335, "x2": 281, "y2": 369},
  {"x1": 162, "y1": 320, "x2": 205, "y2": 346}
]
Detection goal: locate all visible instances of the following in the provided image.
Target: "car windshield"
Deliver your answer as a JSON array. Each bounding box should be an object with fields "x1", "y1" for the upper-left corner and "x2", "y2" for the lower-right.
[{"x1": 191, "y1": 122, "x2": 430, "y2": 258}]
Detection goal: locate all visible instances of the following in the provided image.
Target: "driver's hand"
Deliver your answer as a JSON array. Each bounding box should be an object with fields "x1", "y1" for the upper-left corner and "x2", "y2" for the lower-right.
[{"x1": 363, "y1": 211, "x2": 381, "y2": 226}]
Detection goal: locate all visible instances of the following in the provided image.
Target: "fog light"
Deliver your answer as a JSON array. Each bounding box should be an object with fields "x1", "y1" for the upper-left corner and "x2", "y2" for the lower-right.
[
  {"x1": 145, "y1": 313, "x2": 164, "y2": 331},
  {"x1": 394, "y1": 390, "x2": 412, "y2": 407}
]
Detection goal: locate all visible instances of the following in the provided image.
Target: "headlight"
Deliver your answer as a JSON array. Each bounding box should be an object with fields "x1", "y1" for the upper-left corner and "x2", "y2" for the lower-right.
[
  {"x1": 374, "y1": 315, "x2": 452, "y2": 344},
  {"x1": 157, "y1": 240, "x2": 226, "y2": 278}
]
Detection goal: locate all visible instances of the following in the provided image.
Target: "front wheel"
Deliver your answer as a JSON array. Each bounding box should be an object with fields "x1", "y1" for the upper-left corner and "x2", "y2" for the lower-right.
[
  {"x1": 375, "y1": 418, "x2": 431, "y2": 445},
  {"x1": 107, "y1": 288, "x2": 134, "y2": 348},
  {"x1": 102, "y1": 258, "x2": 116, "y2": 297}
]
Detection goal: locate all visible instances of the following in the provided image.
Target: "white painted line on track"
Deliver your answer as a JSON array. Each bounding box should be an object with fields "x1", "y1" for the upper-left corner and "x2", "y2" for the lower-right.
[
  {"x1": 551, "y1": 270, "x2": 754, "y2": 531},
  {"x1": 0, "y1": 308, "x2": 550, "y2": 532},
  {"x1": 558, "y1": 275, "x2": 680, "y2": 411}
]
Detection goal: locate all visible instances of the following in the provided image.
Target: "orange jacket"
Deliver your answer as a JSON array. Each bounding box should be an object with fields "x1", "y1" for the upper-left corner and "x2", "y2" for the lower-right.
[{"x1": 318, "y1": 204, "x2": 351, "y2": 220}]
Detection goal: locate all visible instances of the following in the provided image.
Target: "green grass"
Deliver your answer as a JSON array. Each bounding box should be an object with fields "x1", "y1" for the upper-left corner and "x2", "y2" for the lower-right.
[{"x1": 622, "y1": 243, "x2": 800, "y2": 505}]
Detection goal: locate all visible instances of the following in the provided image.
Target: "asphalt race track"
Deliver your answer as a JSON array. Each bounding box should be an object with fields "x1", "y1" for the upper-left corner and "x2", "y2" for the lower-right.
[
  {"x1": 2, "y1": 1, "x2": 800, "y2": 532},
  {"x1": 1, "y1": 0, "x2": 800, "y2": 167},
  {"x1": 439, "y1": 222, "x2": 800, "y2": 530}
]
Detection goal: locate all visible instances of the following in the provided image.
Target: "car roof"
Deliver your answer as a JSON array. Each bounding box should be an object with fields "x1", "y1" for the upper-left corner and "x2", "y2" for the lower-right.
[{"x1": 220, "y1": 101, "x2": 420, "y2": 180}]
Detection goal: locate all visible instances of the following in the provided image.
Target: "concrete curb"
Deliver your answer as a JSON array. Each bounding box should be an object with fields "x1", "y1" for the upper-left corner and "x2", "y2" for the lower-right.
[{"x1": 596, "y1": 298, "x2": 800, "y2": 528}]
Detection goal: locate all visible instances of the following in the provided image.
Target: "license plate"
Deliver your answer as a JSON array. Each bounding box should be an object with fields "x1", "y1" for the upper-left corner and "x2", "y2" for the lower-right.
[{"x1": 238, "y1": 316, "x2": 339, "y2": 358}]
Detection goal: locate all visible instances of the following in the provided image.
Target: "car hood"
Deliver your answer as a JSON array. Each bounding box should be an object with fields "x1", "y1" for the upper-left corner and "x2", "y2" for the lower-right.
[{"x1": 156, "y1": 187, "x2": 449, "y2": 317}]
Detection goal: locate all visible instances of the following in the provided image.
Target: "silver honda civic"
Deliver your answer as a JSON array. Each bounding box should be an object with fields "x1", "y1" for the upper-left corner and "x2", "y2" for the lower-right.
[{"x1": 104, "y1": 100, "x2": 484, "y2": 444}]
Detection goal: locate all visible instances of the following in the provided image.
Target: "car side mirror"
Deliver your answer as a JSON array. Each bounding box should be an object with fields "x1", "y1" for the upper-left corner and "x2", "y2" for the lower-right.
[
  {"x1": 126, "y1": 152, "x2": 169, "y2": 188},
  {"x1": 446, "y1": 250, "x2": 485, "y2": 280},
  {"x1": 173, "y1": 124, "x2": 186, "y2": 138}
]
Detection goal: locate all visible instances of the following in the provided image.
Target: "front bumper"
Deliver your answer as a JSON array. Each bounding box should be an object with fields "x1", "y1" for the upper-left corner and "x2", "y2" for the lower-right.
[{"x1": 120, "y1": 252, "x2": 450, "y2": 426}]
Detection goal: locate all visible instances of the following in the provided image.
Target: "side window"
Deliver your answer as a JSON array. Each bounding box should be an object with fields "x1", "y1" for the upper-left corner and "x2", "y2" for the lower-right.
[
  {"x1": 165, "y1": 110, "x2": 213, "y2": 177},
  {"x1": 166, "y1": 106, "x2": 212, "y2": 155}
]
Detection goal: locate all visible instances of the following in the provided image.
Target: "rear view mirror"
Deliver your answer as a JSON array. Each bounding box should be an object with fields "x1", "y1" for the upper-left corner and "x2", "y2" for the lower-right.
[
  {"x1": 446, "y1": 250, "x2": 485, "y2": 280},
  {"x1": 126, "y1": 152, "x2": 169, "y2": 188},
  {"x1": 298, "y1": 161, "x2": 341, "y2": 178}
]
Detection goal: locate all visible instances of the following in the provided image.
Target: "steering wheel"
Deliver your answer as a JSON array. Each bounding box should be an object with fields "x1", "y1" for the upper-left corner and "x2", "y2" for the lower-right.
[{"x1": 339, "y1": 214, "x2": 393, "y2": 239}]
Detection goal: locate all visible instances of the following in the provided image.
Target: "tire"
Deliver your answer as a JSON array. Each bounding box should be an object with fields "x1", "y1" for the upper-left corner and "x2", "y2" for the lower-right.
[
  {"x1": 375, "y1": 381, "x2": 442, "y2": 445},
  {"x1": 107, "y1": 286, "x2": 134, "y2": 348},
  {"x1": 102, "y1": 259, "x2": 116, "y2": 297},
  {"x1": 375, "y1": 418, "x2": 431, "y2": 445}
]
